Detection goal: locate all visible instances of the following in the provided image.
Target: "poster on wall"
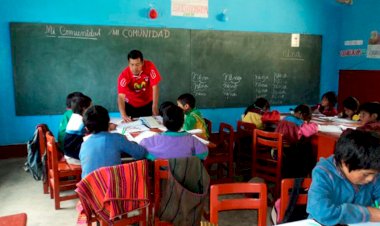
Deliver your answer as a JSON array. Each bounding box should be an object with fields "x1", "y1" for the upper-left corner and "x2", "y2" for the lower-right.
[
  {"x1": 367, "y1": 30, "x2": 380, "y2": 58},
  {"x1": 171, "y1": 0, "x2": 208, "y2": 18}
]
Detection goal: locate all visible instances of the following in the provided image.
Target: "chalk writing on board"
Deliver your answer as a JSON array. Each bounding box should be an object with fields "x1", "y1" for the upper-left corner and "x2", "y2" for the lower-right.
[
  {"x1": 271, "y1": 72, "x2": 288, "y2": 105},
  {"x1": 191, "y1": 72, "x2": 209, "y2": 96},
  {"x1": 121, "y1": 29, "x2": 170, "y2": 39},
  {"x1": 222, "y1": 73, "x2": 242, "y2": 98},
  {"x1": 45, "y1": 25, "x2": 101, "y2": 40},
  {"x1": 253, "y1": 73, "x2": 270, "y2": 99},
  {"x1": 281, "y1": 49, "x2": 304, "y2": 61}
]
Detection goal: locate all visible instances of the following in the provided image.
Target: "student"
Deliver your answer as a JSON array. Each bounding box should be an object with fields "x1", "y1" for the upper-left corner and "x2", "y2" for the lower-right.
[
  {"x1": 158, "y1": 101, "x2": 175, "y2": 117},
  {"x1": 339, "y1": 96, "x2": 360, "y2": 120},
  {"x1": 63, "y1": 95, "x2": 92, "y2": 165},
  {"x1": 177, "y1": 93, "x2": 209, "y2": 138},
  {"x1": 357, "y1": 102, "x2": 380, "y2": 134},
  {"x1": 275, "y1": 104, "x2": 318, "y2": 177},
  {"x1": 311, "y1": 91, "x2": 338, "y2": 116},
  {"x1": 57, "y1": 91, "x2": 85, "y2": 151},
  {"x1": 307, "y1": 129, "x2": 380, "y2": 225},
  {"x1": 79, "y1": 105, "x2": 147, "y2": 178},
  {"x1": 140, "y1": 105, "x2": 208, "y2": 160},
  {"x1": 275, "y1": 104, "x2": 318, "y2": 145},
  {"x1": 242, "y1": 97, "x2": 270, "y2": 129}
]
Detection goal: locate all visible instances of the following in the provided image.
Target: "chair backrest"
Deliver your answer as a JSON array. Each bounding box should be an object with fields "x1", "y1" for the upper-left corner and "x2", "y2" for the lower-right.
[
  {"x1": 236, "y1": 120, "x2": 256, "y2": 139},
  {"x1": 45, "y1": 131, "x2": 60, "y2": 179},
  {"x1": 154, "y1": 159, "x2": 169, "y2": 212},
  {"x1": 279, "y1": 178, "x2": 312, "y2": 222},
  {"x1": 204, "y1": 118, "x2": 212, "y2": 136},
  {"x1": 217, "y1": 123, "x2": 234, "y2": 155},
  {"x1": 209, "y1": 183, "x2": 267, "y2": 226},
  {"x1": 37, "y1": 124, "x2": 48, "y2": 158},
  {"x1": 252, "y1": 129, "x2": 283, "y2": 198}
]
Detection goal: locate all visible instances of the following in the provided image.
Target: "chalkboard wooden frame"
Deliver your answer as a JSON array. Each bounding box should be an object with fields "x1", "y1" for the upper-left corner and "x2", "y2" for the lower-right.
[{"x1": 10, "y1": 22, "x2": 321, "y2": 115}]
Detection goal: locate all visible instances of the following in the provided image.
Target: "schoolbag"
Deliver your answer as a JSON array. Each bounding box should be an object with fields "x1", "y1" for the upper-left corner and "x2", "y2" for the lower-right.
[
  {"x1": 24, "y1": 126, "x2": 46, "y2": 181},
  {"x1": 271, "y1": 178, "x2": 308, "y2": 225}
]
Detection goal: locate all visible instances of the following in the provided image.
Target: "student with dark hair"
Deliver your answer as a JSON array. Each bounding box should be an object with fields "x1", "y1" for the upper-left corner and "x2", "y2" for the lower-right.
[
  {"x1": 275, "y1": 104, "x2": 318, "y2": 177},
  {"x1": 242, "y1": 97, "x2": 270, "y2": 129},
  {"x1": 58, "y1": 91, "x2": 85, "y2": 150},
  {"x1": 117, "y1": 49, "x2": 162, "y2": 122},
  {"x1": 140, "y1": 105, "x2": 208, "y2": 160},
  {"x1": 357, "y1": 102, "x2": 380, "y2": 134},
  {"x1": 158, "y1": 101, "x2": 175, "y2": 117},
  {"x1": 275, "y1": 104, "x2": 318, "y2": 145},
  {"x1": 63, "y1": 95, "x2": 92, "y2": 165},
  {"x1": 79, "y1": 105, "x2": 147, "y2": 178},
  {"x1": 177, "y1": 93, "x2": 209, "y2": 138},
  {"x1": 339, "y1": 96, "x2": 360, "y2": 120},
  {"x1": 312, "y1": 91, "x2": 338, "y2": 116},
  {"x1": 307, "y1": 129, "x2": 380, "y2": 225}
]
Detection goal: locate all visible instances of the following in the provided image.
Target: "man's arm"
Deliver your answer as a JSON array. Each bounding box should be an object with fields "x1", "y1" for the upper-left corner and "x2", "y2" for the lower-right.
[
  {"x1": 118, "y1": 93, "x2": 131, "y2": 122},
  {"x1": 152, "y1": 85, "x2": 159, "y2": 116}
]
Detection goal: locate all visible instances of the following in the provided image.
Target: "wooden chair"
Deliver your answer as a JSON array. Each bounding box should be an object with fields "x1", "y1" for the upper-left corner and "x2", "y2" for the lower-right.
[
  {"x1": 0, "y1": 213, "x2": 27, "y2": 226},
  {"x1": 235, "y1": 121, "x2": 256, "y2": 178},
  {"x1": 45, "y1": 131, "x2": 82, "y2": 209},
  {"x1": 209, "y1": 183, "x2": 267, "y2": 226},
  {"x1": 204, "y1": 123, "x2": 235, "y2": 184},
  {"x1": 279, "y1": 178, "x2": 312, "y2": 222},
  {"x1": 252, "y1": 129, "x2": 283, "y2": 199},
  {"x1": 153, "y1": 159, "x2": 173, "y2": 226},
  {"x1": 36, "y1": 124, "x2": 49, "y2": 194}
]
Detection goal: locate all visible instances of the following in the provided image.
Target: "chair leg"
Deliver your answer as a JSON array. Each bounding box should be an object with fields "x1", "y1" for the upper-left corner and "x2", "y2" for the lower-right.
[
  {"x1": 43, "y1": 181, "x2": 49, "y2": 194},
  {"x1": 54, "y1": 187, "x2": 60, "y2": 209}
]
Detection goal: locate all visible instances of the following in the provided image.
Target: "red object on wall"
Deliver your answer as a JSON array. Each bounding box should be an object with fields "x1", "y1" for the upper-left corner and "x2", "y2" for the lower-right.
[
  {"x1": 149, "y1": 8, "x2": 158, "y2": 19},
  {"x1": 338, "y1": 70, "x2": 380, "y2": 111}
]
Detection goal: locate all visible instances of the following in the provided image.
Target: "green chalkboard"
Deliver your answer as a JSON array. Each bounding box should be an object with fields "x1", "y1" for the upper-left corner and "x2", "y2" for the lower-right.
[{"x1": 10, "y1": 22, "x2": 321, "y2": 115}]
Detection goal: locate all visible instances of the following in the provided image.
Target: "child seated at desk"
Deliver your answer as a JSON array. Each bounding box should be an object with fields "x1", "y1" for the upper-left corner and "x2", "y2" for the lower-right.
[
  {"x1": 275, "y1": 104, "x2": 318, "y2": 177},
  {"x1": 357, "y1": 102, "x2": 380, "y2": 134},
  {"x1": 79, "y1": 105, "x2": 147, "y2": 178},
  {"x1": 140, "y1": 105, "x2": 208, "y2": 160},
  {"x1": 242, "y1": 97, "x2": 270, "y2": 130},
  {"x1": 177, "y1": 93, "x2": 209, "y2": 139},
  {"x1": 63, "y1": 95, "x2": 92, "y2": 165},
  {"x1": 311, "y1": 91, "x2": 338, "y2": 116},
  {"x1": 339, "y1": 96, "x2": 360, "y2": 121},
  {"x1": 307, "y1": 129, "x2": 380, "y2": 225},
  {"x1": 58, "y1": 91, "x2": 85, "y2": 151}
]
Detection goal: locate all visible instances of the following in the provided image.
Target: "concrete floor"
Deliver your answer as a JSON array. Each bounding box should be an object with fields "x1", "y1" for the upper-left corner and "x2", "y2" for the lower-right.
[{"x1": 0, "y1": 158, "x2": 271, "y2": 226}]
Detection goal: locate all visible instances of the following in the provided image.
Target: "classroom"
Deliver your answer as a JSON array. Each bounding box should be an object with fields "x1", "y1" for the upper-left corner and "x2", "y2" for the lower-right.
[{"x1": 1, "y1": 0, "x2": 380, "y2": 225}]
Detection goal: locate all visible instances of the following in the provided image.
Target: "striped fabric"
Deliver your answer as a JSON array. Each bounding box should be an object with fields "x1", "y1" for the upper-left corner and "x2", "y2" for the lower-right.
[{"x1": 76, "y1": 160, "x2": 149, "y2": 225}]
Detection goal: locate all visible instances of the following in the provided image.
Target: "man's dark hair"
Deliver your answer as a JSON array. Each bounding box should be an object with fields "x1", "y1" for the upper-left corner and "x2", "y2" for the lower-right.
[
  {"x1": 66, "y1": 92, "x2": 84, "y2": 108},
  {"x1": 322, "y1": 91, "x2": 337, "y2": 107},
  {"x1": 163, "y1": 105, "x2": 184, "y2": 132},
  {"x1": 83, "y1": 105, "x2": 110, "y2": 134},
  {"x1": 334, "y1": 129, "x2": 380, "y2": 172},
  {"x1": 294, "y1": 104, "x2": 312, "y2": 122},
  {"x1": 127, "y1": 50, "x2": 144, "y2": 61},
  {"x1": 177, "y1": 93, "x2": 196, "y2": 109},
  {"x1": 71, "y1": 95, "x2": 92, "y2": 115},
  {"x1": 159, "y1": 101, "x2": 175, "y2": 117},
  {"x1": 359, "y1": 102, "x2": 380, "y2": 121}
]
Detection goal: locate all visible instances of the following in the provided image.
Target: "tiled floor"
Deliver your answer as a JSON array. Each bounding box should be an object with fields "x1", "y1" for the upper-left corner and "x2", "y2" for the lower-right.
[{"x1": 0, "y1": 158, "x2": 272, "y2": 226}]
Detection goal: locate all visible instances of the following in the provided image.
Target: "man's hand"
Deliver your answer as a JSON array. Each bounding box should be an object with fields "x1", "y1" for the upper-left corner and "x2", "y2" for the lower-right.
[
  {"x1": 152, "y1": 105, "x2": 159, "y2": 116},
  {"x1": 122, "y1": 114, "x2": 132, "y2": 122},
  {"x1": 368, "y1": 206, "x2": 380, "y2": 222}
]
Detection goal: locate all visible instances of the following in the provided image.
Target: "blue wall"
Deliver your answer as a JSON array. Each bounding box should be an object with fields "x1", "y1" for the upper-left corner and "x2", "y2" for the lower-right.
[{"x1": 0, "y1": 0, "x2": 352, "y2": 145}]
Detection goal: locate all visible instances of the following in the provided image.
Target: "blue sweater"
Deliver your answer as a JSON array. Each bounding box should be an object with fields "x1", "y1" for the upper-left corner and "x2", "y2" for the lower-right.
[
  {"x1": 307, "y1": 156, "x2": 380, "y2": 225},
  {"x1": 79, "y1": 132, "x2": 147, "y2": 178}
]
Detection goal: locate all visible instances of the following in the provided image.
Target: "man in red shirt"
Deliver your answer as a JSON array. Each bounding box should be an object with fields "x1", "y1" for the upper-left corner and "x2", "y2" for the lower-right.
[{"x1": 117, "y1": 50, "x2": 161, "y2": 122}]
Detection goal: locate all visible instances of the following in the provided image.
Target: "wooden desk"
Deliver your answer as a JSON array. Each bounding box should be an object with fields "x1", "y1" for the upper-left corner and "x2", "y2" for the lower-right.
[{"x1": 311, "y1": 118, "x2": 360, "y2": 160}]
